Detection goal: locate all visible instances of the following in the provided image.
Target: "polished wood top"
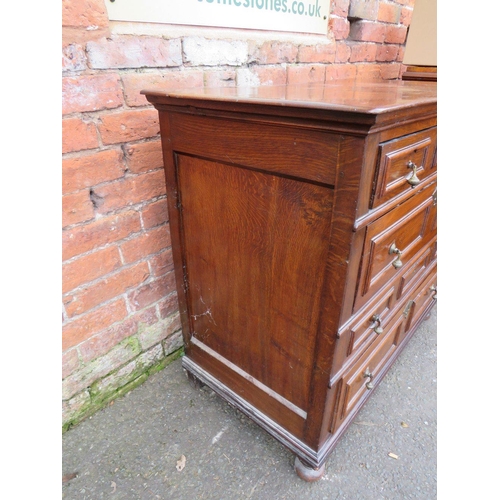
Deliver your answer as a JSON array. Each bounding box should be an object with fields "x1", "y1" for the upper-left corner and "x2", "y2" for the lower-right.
[{"x1": 142, "y1": 80, "x2": 436, "y2": 115}]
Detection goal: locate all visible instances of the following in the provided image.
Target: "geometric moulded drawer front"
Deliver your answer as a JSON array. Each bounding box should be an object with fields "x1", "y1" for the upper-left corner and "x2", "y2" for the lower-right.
[
  {"x1": 332, "y1": 285, "x2": 396, "y2": 380},
  {"x1": 355, "y1": 182, "x2": 437, "y2": 311},
  {"x1": 371, "y1": 127, "x2": 436, "y2": 209},
  {"x1": 331, "y1": 309, "x2": 405, "y2": 434}
]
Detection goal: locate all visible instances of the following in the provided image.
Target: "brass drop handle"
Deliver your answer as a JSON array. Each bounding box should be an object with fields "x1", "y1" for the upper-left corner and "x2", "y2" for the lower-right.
[
  {"x1": 407, "y1": 161, "x2": 421, "y2": 187},
  {"x1": 370, "y1": 314, "x2": 384, "y2": 335},
  {"x1": 389, "y1": 243, "x2": 403, "y2": 269},
  {"x1": 429, "y1": 284, "x2": 437, "y2": 300},
  {"x1": 363, "y1": 368, "x2": 374, "y2": 390}
]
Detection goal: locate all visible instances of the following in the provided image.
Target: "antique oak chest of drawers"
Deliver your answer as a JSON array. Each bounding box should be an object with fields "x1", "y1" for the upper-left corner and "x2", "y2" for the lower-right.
[{"x1": 143, "y1": 81, "x2": 437, "y2": 481}]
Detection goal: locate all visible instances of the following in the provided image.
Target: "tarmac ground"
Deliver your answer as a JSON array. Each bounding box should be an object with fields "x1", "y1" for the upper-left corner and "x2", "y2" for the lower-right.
[{"x1": 62, "y1": 308, "x2": 437, "y2": 500}]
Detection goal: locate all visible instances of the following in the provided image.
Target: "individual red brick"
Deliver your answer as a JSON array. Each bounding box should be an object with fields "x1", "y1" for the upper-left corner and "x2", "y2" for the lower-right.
[
  {"x1": 62, "y1": 348, "x2": 80, "y2": 379},
  {"x1": 98, "y1": 109, "x2": 160, "y2": 145},
  {"x1": 122, "y1": 71, "x2": 204, "y2": 107},
  {"x1": 233, "y1": 68, "x2": 256, "y2": 87},
  {"x1": 62, "y1": 211, "x2": 141, "y2": 261},
  {"x1": 63, "y1": 26, "x2": 109, "y2": 47},
  {"x1": 325, "y1": 64, "x2": 357, "y2": 81},
  {"x1": 62, "y1": 191, "x2": 94, "y2": 228},
  {"x1": 287, "y1": 65, "x2": 326, "y2": 85},
  {"x1": 183, "y1": 37, "x2": 248, "y2": 67},
  {"x1": 335, "y1": 42, "x2": 351, "y2": 63},
  {"x1": 163, "y1": 313, "x2": 182, "y2": 341},
  {"x1": 376, "y1": 44, "x2": 400, "y2": 62},
  {"x1": 333, "y1": 0, "x2": 350, "y2": 16},
  {"x1": 149, "y1": 248, "x2": 174, "y2": 277},
  {"x1": 91, "y1": 170, "x2": 167, "y2": 214},
  {"x1": 385, "y1": 24, "x2": 408, "y2": 44},
  {"x1": 380, "y1": 63, "x2": 402, "y2": 80},
  {"x1": 63, "y1": 245, "x2": 122, "y2": 294},
  {"x1": 62, "y1": 0, "x2": 108, "y2": 29},
  {"x1": 378, "y1": 2, "x2": 401, "y2": 23},
  {"x1": 349, "y1": 21, "x2": 387, "y2": 43},
  {"x1": 355, "y1": 63, "x2": 383, "y2": 80},
  {"x1": 159, "y1": 292, "x2": 179, "y2": 319},
  {"x1": 168, "y1": 312, "x2": 182, "y2": 332},
  {"x1": 203, "y1": 69, "x2": 236, "y2": 87},
  {"x1": 64, "y1": 262, "x2": 150, "y2": 317},
  {"x1": 62, "y1": 43, "x2": 87, "y2": 73},
  {"x1": 125, "y1": 140, "x2": 164, "y2": 174},
  {"x1": 87, "y1": 36, "x2": 182, "y2": 69},
  {"x1": 62, "y1": 74, "x2": 123, "y2": 115},
  {"x1": 329, "y1": 16, "x2": 350, "y2": 40},
  {"x1": 78, "y1": 317, "x2": 138, "y2": 363},
  {"x1": 298, "y1": 43, "x2": 336, "y2": 64},
  {"x1": 135, "y1": 306, "x2": 159, "y2": 328},
  {"x1": 349, "y1": 43, "x2": 378, "y2": 62},
  {"x1": 142, "y1": 199, "x2": 169, "y2": 229},
  {"x1": 128, "y1": 272, "x2": 177, "y2": 312},
  {"x1": 120, "y1": 225, "x2": 172, "y2": 264},
  {"x1": 250, "y1": 66, "x2": 287, "y2": 86},
  {"x1": 349, "y1": 0, "x2": 379, "y2": 20},
  {"x1": 62, "y1": 149, "x2": 125, "y2": 194},
  {"x1": 62, "y1": 298, "x2": 128, "y2": 350},
  {"x1": 400, "y1": 6, "x2": 413, "y2": 26},
  {"x1": 62, "y1": 117, "x2": 99, "y2": 153},
  {"x1": 250, "y1": 41, "x2": 298, "y2": 64}
]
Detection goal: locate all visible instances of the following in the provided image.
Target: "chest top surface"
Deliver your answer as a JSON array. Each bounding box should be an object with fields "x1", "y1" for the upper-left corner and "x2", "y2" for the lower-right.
[{"x1": 142, "y1": 80, "x2": 437, "y2": 115}]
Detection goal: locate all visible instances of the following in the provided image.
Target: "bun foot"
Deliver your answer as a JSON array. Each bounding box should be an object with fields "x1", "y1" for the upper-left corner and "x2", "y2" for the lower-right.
[{"x1": 294, "y1": 456, "x2": 325, "y2": 482}]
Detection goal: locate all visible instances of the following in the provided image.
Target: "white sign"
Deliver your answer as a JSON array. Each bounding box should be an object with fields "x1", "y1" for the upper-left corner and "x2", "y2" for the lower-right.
[{"x1": 105, "y1": 0, "x2": 330, "y2": 35}]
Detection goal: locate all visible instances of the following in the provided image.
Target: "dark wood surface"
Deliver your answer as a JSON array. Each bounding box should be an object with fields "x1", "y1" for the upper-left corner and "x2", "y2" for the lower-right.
[
  {"x1": 144, "y1": 80, "x2": 437, "y2": 478},
  {"x1": 402, "y1": 65, "x2": 437, "y2": 82},
  {"x1": 143, "y1": 80, "x2": 437, "y2": 114}
]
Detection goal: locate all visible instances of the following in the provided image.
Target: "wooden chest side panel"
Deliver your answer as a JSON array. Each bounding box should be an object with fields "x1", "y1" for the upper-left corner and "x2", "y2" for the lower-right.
[{"x1": 176, "y1": 153, "x2": 335, "y2": 414}]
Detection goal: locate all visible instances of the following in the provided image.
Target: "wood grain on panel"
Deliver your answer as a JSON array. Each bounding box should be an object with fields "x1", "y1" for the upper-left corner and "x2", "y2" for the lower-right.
[{"x1": 176, "y1": 154, "x2": 334, "y2": 414}]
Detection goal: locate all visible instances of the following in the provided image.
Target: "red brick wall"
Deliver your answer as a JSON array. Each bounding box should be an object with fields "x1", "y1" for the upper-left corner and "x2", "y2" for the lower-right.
[{"x1": 62, "y1": 0, "x2": 415, "y2": 429}]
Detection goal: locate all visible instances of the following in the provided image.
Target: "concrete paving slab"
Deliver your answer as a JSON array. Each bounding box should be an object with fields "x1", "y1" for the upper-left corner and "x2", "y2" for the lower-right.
[{"x1": 62, "y1": 308, "x2": 436, "y2": 499}]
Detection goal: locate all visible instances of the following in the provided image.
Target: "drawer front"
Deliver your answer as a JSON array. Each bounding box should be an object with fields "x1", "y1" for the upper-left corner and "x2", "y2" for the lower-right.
[
  {"x1": 334, "y1": 311, "x2": 405, "y2": 429},
  {"x1": 332, "y1": 286, "x2": 396, "y2": 378},
  {"x1": 396, "y1": 241, "x2": 435, "y2": 300},
  {"x1": 355, "y1": 182, "x2": 437, "y2": 311},
  {"x1": 371, "y1": 127, "x2": 437, "y2": 209}
]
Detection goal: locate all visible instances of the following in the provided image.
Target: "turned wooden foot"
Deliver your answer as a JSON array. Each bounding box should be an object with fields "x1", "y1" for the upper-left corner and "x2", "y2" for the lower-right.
[
  {"x1": 185, "y1": 369, "x2": 205, "y2": 389},
  {"x1": 294, "y1": 456, "x2": 325, "y2": 482}
]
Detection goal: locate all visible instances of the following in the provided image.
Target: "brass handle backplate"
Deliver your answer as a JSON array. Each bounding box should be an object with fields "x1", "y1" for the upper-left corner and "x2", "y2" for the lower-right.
[
  {"x1": 363, "y1": 368, "x2": 374, "y2": 389},
  {"x1": 370, "y1": 314, "x2": 384, "y2": 335},
  {"x1": 429, "y1": 284, "x2": 437, "y2": 300},
  {"x1": 407, "y1": 161, "x2": 422, "y2": 187},
  {"x1": 389, "y1": 243, "x2": 403, "y2": 269}
]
